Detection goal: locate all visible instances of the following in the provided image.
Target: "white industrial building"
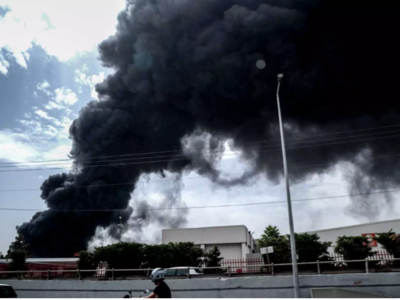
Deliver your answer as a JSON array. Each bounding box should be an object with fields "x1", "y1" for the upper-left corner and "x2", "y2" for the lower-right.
[
  {"x1": 305, "y1": 218, "x2": 400, "y2": 254},
  {"x1": 162, "y1": 225, "x2": 256, "y2": 259}
]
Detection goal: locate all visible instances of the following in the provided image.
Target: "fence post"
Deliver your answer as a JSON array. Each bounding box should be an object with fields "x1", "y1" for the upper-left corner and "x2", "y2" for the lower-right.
[
  {"x1": 47, "y1": 269, "x2": 50, "y2": 280},
  {"x1": 112, "y1": 268, "x2": 115, "y2": 281},
  {"x1": 365, "y1": 259, "x2": 369, "y2": 274},
  {"x1": 146, "y1": 268, "x2": 150, "y2": 277},
  {"x1": 317, "y1": 260, "x2": 320, "y2": 275},
  {"x1": 77, "y1": 269, "x2": 81, "y2": 280},
  {"x1": 271, "y1": 263, "x2": 274, "y2": 276},
  {"x1": 228, "y1": 266, "x2": 231, "y2": 277},
  {"x1": 187, "y1": 267, "x2": 190, "y2": 279},
  {"x1": 17, "y1": 270, "x2": 20, "y2": 280}
]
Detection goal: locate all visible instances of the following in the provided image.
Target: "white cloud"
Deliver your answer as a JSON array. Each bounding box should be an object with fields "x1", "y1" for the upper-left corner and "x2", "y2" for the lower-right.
[
  {"x1": 37, "y1": 80, "x2": 50, "y2": 90},
  {"x1": 0, "y1": 53, "x2": 10, "y2": 75},
  {"x1": 0, "y1": 130, "x2": 39, "y2": 162},
  {"x1": 19, "y1": 107, "x2": 72, "y2": 143},
  {"x1": 0, "y1": 128, "x2": 72, "y2": 169},
  {"x1": 54, "y1": 87, "x2": 78, "y2": 105},
  {"x1": 37, "y1": 83, "x2": 78, "y2": 110},
  {"x1": 2, "y1": 111, "x2": 73, "y2": 168},
  {"x1": 75, "y1": 67, "x2": 105, "y2": 100},
  {"x1": 36, "y1": 80, "x2": 52, "y2": 96},
  {"x1": 0, "y1": 0, "x2": 126, "y2": 73},
  {"x1": 44, "y1": 101, "x2": 62, "y2": 110},
  {"x1": 34, "y1": 109, "x2": 55, "y2": 121}
]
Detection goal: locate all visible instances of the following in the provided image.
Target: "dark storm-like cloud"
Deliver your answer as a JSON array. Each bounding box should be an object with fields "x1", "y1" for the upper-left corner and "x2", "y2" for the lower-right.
[{"x1": 17, "y1": 0, "x2": 400, "y2": 256}]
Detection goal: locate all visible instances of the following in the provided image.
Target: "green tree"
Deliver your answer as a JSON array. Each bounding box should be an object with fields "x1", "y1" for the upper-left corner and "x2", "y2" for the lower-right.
[
  {"x1": 334, "y1": 235, "x2": 375, "y2": 268},
  {"x1": 375, "y1": 230, "x2": 400, "y2": 257},
  {"x1": 293, "y1": 233, "x2": 332, "y2": 270},
  {"x1": 203, "y1": 246, "x2": 223, "y2": 274},
  {"x1": 90, "y1": 241, "x2": 204, "y2": 278},
  {"x1": 259, "y1": 225, "x2": 291, "y2": 264},
  {"x1": 204, "y1": 246, "x2": 223, "y2": 267},
  {"x1": 77, "y1": 251, "x2": 96, "y2": 277},
  {"x1": 295, "y1": 233, "x2": 332, "y2": 263},
  {"x1": 92, "y1": 242, "x2": 145, "y2": 276},
  {"x1": 375, "y1": 230, "x2": 400, "y2": 267},
  {"x1": 7, "y1": 234, "x2": 30, "y2": 258},
  {"x1": 143, "y1": 242, "x2": 203, "y2": 268},
  {"x1": 259, "y1": 226, "x2": 332, "y2": 272},
  {"x1": 8, "y1": 250, "x2": 27, "y2": 277},
  {"x1": 261, "y1": 226, "x2": 280, "y2": 243}
]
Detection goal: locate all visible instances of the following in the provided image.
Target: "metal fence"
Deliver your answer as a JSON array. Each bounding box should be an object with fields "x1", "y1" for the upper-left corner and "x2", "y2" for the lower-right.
[
  {"x1": 221, "y1": 258, "x2": 264, "y2": 274},
  {"x1": 220, "y1": 251, "x2": 396, "y2": 273},
  {"x1": 330, "y1": 251, "x2": 394, "y2": 263},
  {"x1": 1, "y1": 257, "x2": 399, "y2": 280},
  {"x1": 0, "y1": 262, "x2": 78, "y2": 279}
]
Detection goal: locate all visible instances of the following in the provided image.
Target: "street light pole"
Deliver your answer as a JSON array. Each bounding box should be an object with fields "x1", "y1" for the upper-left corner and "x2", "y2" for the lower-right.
[
  {"x1": 276, "y1": 73, "x2": 300, "y2": 298},
  {"x1": 118, "y1": 216, "x2": 123, "y2": 243}
]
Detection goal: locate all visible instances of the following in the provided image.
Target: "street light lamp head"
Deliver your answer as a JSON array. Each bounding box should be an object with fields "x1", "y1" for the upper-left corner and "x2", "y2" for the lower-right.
[
  {"x1": 119, "y1": 216, "x2": 122, "y2": 220},
  {"x1": 255, "y1": 59, "x2": 266, "y2": 70},
  {"x1": 277, "y1": 73, "x2": 284, "y2": 80}
]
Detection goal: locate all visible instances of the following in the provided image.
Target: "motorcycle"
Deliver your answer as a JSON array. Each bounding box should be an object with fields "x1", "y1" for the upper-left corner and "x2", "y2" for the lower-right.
[{"x1": 123, "y1": 289, "x2": 152, "y2": 298}]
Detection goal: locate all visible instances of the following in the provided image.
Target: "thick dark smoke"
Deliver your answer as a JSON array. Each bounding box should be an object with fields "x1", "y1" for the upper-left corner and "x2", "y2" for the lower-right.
[{"x1": 18, "y1": 0, "x2": 400, "y2": 256}]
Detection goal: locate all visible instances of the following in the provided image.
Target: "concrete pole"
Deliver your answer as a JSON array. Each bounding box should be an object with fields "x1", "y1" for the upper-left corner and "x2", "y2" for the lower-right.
[{"x1": 276, "y1": 74, "x2": 300, "y2": 298}]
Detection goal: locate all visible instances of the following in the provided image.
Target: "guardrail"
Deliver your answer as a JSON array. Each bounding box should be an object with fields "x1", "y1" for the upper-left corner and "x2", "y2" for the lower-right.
[{"x1": 1, "y1": 258, "x2": 400, "y2": 280}]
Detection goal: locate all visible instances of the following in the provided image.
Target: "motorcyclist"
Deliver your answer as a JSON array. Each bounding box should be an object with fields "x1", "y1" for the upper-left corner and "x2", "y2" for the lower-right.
[{"x1": 144, "y1": 268, "x2": 171, "y2": 298}]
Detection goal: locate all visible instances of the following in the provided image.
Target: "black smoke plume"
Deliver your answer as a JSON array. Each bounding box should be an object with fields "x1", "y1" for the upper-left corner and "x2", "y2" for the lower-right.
[{"x1": 18, "y1": 0, "x2": 400, "y2": 256}]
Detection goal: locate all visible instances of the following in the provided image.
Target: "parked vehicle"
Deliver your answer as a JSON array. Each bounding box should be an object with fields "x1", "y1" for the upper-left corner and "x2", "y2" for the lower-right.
[
  {"x1": 0, "y1": 284, "x2": 17, "y2": 298},
  {"x1": 164, "y1": 267, "x2": 203, "y2": 277},
  {"x1": 123, "y1": 289, "x2": 151, "y2": 298}
]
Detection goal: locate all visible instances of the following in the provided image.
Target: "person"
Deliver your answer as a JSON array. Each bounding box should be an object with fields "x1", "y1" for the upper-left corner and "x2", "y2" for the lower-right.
[{"x1": 144, "y1": 268, "x2": 171, "y2": 298}]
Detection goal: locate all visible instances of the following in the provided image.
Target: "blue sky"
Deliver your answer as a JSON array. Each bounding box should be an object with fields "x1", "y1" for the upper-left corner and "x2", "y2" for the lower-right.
[
  {"x1": 0, "y1": 0, "x2": 124, "y2": 255},
  {"x1": 1, "y1": 0, "x2": 398, "y2": 256}
]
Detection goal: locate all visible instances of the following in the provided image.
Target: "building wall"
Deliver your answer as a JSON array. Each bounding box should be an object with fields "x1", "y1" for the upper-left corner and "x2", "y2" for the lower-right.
[
  {"x1": 162, "y1": 225, "x2": 249, "y2": 245},
  {"x1": 204, "y1": 244, "x2": 242, "y2": 260},
  {"x1": 306, "y1": 219, "x2": 400, "y2": 253},
  {"x1": 5, "y1": 273, "x2": 400, "y2": 298},
  {"x1": 162, "y1": 225, "x2": 255, "y2": 259}
]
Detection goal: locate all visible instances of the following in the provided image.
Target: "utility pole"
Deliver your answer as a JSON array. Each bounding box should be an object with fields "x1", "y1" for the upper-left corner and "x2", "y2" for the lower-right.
[
  {"x1": 117, "y1": 216, "x2": 123, "y2": 243},
  {"x1": 276, "y1": 73, "x2": 300, "y2": 298}
]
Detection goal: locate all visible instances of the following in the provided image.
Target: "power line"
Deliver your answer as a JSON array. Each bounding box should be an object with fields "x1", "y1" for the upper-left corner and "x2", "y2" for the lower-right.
[
  {"x1": 1, "y1": 152, "x2": 400, "y2": 193},
  {"x1": 2, "y1": 127, "x2": 400, "y2": 169},
  {"x1": 0, "y1": 188, "x2": 399, "y2": 212},
  {"x1": 244, "y1": 123, "x2": 400, "y2": 146},
  {"x1": 1, "y1": 132, "x2": 400, "y2": 173},
  {"x1": 2, "y1": 123, "x2": 400, "y2": 166}
]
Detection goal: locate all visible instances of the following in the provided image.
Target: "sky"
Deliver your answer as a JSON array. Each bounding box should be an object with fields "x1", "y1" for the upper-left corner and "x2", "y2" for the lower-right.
[{"x1": 0, "y1": 0, "x2": 399, "y2": 256}]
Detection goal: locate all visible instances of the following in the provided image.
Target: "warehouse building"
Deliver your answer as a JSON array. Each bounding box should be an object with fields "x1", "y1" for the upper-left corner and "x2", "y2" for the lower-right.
[
  {"x1": 305, "y1": 218, "x2": 400, "y2": 253},
  {"x1": 162, "y1": 225, "x2": 256, "y2": 260}
]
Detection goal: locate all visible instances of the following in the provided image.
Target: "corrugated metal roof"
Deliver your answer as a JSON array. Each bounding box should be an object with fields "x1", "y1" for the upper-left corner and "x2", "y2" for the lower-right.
[{"x1": 303, "y1": 218, "x2": 400, "y2": 234}]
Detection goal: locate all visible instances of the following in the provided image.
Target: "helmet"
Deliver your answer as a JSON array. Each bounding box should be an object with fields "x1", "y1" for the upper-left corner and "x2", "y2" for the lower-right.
[{"x1": 150, "y1": 268, "x2": 165, "y2": 282}]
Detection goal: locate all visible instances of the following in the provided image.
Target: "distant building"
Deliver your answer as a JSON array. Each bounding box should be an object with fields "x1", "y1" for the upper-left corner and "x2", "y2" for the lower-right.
[
  {"x1": 162, "y1": 225, "x2": 256, "y2": 260},
  {"x1": 0, "y1": 258, "x2": 78, "y2": 278},
  {"x1": 304, "y1": 218, "x2": 400, "y2": 254}
]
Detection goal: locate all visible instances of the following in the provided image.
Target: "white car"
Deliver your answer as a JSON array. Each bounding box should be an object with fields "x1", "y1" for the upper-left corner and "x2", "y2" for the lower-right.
[{"x1": 164, "y1": 267, "x2": 203, "y2": 277}]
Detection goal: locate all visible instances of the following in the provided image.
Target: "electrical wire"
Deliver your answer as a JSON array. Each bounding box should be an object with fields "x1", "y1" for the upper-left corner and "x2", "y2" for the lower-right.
[
  {"x1": 0, "y1": 188, "x2": 399, "y2": 212},
  {"x1": 1, "y1": 152, "x2": 400, "y2": 192},
  {"x1": 1, "y1": 132, "x2": 400, "y2": 173},
  {"x1": 1, "y1": 123, "x2": 400, "y2": 166},
  {"x1": 2, "y1": 127, "x2": 400, "y2": 169}
]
